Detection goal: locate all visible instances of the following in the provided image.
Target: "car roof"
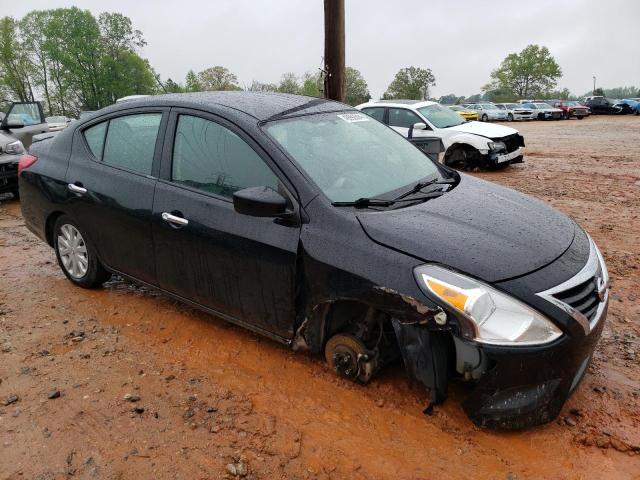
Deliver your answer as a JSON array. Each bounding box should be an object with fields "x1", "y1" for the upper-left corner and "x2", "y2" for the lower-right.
[
  {"x1": 94, "y1": 92, "x2": 346, "y2": 122},
  {"x1": 361, "y1": 99, "x2": 437, "y2": 109}
]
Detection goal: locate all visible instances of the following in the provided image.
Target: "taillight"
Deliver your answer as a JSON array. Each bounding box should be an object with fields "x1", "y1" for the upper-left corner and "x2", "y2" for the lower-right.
[{"x1": 18, "y1": 154, "x2": 38, "y2": 176}]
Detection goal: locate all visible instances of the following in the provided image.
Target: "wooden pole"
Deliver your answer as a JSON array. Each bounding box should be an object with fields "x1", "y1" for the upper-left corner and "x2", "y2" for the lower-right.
[{"x1": 324, "y1": 0, "x2": 345, "y2": 102}]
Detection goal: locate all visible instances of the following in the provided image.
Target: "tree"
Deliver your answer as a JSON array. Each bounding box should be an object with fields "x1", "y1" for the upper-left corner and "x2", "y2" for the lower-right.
[
  {"x1": 277, "y1": 73, "x2": 300, "y2": 94},
  {"x1": 300, "y1": 71, "x2": 321, "y2": 97},
  {"x1": 247, "y1": 80, "x2": 277, "y2": 92},
  {"x1": 345, "y1": 67, "x2": 370, "y2": 105},
  {"x1": 197, "y1": 66, "x2": 240, "y2": 91},
  {"x1": 487, "y1": 44, "x2": 562, "y2": 99},
  {"x1": 0, "y1": 16, "x2": 35, "y2": 102},
  {"x1": 163, "y1": 78, "x2": 185, "y2": 93},
  {"x1": 437, "y1": 93, "x2": 462, "y2": 105},
  {"x1": 185, "y1": 70, "x2": 202, "y2": 92},
  {"x1": 383, "y1": 66, "x2": 435, "y2": 100}
]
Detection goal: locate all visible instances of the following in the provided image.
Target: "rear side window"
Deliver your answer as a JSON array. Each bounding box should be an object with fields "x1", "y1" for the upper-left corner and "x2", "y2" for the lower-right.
[
  {"x1": 102, "y1": 114, "x2": 162, "y2": 175},
  {"x1": 388, "y1": 108, "x2": 422, "y2": 128},
  {"x1": 361, "y1": 107, "x2": 385, "y2": 122},
  {"x1": 83, "y1": 122, "x2": 107, "y2": 159},
  {"x1": 172, "y1": 115, "x2": 279, "y2": 198}
]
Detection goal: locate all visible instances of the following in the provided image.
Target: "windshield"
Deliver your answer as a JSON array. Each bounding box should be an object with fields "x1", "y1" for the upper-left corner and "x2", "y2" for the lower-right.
[
  {"x1": 416, "y1": 104, "x2": 465, "y2": 128},
  {"x1": 495, "y1": 104, "x2": 506, "y2": 110},
  {"x1": 480, "y1": 103, "x2": 496, "y2": 110},
  {"x1": 506, "y1": 103, "x2": 518, "y2": 108},
  {"x1": 264, "y1": 112, "x2": 441, "y2": 202},
  {"x1": 535, "y1": 103, "x2": 552, "y2": 108}
]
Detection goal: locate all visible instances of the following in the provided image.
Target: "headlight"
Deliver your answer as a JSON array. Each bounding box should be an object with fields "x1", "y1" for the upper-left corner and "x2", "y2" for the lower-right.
[
  {"x1": 414, "y1": 265, "x2": 562, "y2": 346},
  {"x1": 488, "y1": 141, "x2": 506, "y2": 152},
  {"x1": 4, "y1": 140, "x2": 25, "y2": 155}
]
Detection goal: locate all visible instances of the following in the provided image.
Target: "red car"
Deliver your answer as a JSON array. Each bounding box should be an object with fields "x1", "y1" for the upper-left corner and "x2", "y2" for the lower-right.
[{"x1": 549, "y1": 100, "x2": 589, "y2": 120}]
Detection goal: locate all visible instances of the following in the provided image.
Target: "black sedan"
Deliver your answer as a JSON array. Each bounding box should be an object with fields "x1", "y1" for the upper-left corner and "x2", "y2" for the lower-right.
[{"x1": 19, "y1": 92, "x2": 609, "y2": 429}]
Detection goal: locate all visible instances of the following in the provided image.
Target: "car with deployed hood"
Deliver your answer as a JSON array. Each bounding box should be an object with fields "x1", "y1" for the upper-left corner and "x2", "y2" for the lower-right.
[
  {"x1": 357, "y1": 100, "x2": 524, "y2": 169},
  {"x1": 18, "y1": 92, "x2": 609, "y2": 429}
]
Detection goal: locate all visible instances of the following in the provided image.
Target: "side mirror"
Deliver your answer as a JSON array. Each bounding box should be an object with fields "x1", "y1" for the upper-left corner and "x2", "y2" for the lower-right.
[
  {"x1": 407, "y1": 122, "x2": 427, "y2": 139},
  {"x1": 233, "y1": 186, "x2": 289, "y2": 217},
  {"x1": 1, "y1": 120, "x2": 25, "y2": 130}
]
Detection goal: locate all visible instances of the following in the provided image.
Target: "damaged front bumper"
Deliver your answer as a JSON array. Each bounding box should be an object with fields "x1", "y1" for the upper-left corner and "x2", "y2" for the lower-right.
[
  {"x1": 463, "y1": 299, "x2": 606, "y2": 429},
  {"x1": 392, "y1": 294, "x2": 608, "y2": 430}
]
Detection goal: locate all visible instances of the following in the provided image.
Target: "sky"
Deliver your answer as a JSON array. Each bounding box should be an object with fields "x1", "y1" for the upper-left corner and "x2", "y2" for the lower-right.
[{"x1": 2, "y1": 0, "x2": 639, "y2": 99}]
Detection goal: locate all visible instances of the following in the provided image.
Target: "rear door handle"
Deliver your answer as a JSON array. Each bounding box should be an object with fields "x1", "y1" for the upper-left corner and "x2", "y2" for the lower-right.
[
  {"x1": 161, "y1": 212, "x2": 189, "y2": 227},
  {"x1": 68, "y1": 183, "x2": 87, "y2": 195}
]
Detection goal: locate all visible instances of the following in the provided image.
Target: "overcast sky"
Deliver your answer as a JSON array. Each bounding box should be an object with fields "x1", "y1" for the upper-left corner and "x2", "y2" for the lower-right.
[{"x1": 3, "y1": 0, "x2": 639, "y2": 99}]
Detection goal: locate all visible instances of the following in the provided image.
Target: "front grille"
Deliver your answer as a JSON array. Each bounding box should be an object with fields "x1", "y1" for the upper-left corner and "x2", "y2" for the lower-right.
[
  {"x1": 552, "y1": 277, "x2": 600, "y2": 322},
  {"x1": 0, "y1": 163, "x2": 18, "y2": 179},
  {"x1": 497, "y1": 133, "x2": 525, "y2": 153},
  {"x1": 537, "y1": 235, "x2": 608, "y2": 334}
]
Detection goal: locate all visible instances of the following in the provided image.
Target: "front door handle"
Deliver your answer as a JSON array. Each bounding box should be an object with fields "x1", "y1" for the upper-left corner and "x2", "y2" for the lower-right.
[
  {"x1": 161, "y1": 212, "x2": 189, "y2": 227},
  {"x1": 68, "y1": 183, "x2": 87, "y2": 195}
]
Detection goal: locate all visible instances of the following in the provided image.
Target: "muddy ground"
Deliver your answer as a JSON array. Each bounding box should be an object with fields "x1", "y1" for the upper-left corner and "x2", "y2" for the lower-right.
[{"x1": 0, "y1": 115, "x2": 639, "y2": 480}]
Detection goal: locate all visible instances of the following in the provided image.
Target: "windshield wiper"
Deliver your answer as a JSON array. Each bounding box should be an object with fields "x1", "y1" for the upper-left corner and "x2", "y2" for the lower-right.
[
  {"x1": 332, "y1": 189, "x2": 450, "y2": 209},
  {"x1": 332, "y1": 198, "x2": 394, "y2": 208},
  {"x1": 393, "y1": 177, "x2": 457, "y2": 201}
]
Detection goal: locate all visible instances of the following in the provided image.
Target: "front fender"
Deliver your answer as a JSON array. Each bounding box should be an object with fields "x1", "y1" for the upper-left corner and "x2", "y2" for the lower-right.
[{"x1": 445, "y1": 133, "x2": 491, "y2": 154}]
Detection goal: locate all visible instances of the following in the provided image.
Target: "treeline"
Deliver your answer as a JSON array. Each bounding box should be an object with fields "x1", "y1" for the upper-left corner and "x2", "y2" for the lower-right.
[{"x1": 0, "y1": 8, "x2": 156, "y2": 116}]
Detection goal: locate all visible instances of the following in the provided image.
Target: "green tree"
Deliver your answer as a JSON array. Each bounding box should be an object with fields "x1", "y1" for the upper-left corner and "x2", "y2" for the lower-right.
[
  {"x1": 247, "y1": 80, "x2": 277, "y2": 92},
  {"x1": 345, "y1": 67, "x2": 370, "y2": 105},
  {"x1": 437, "y1": 93, "x2": 463, "y2": 105},
  {"x1": 163, "y1": 78, "x2": 185, "y2": 93},
  {"x1": 185, "y1": 70, "x2": 202, "y2": 92},
  {"x1": 300, "y1": 72, "x2": 320, "y2": 97},
  {"x1": 0, "y1": 16, "x2": 35, "y2": 102},
  {"x1": 197, "y1": 66, "x2": 240, "y2": 91},
  {"x1": 383, "y1": 66, "x2": 435, "y2": 100},
  {"x1": 278, "y1": 72, "x2": 300, "y2": 94},
  {"x1": 487, "y1": 44, "x2": 562, "y2": 98}
]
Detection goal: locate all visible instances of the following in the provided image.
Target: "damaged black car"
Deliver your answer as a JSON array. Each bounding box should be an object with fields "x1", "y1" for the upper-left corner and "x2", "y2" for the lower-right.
[{"x1": 18, "y1": 92, "x2": 609, "y2": 429}]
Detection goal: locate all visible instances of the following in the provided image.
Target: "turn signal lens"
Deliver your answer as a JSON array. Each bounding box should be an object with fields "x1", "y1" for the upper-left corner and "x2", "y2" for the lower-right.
[{"x1": 18, "y1": 154, "x2": 38, "y2": 175}]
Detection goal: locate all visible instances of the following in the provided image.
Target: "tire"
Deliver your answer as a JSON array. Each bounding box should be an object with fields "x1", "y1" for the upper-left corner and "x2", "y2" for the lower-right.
[
  {"x1": 10, "y1": 188, "x2": 19, "y2": 199},
  {"x1": 563, "y1": 111, "x2": 570, "y2": 120},
  {"x1": 538, "y1": 113, "x2": 545, "y2": 120},
  {"x1": 53, "y1": 215, "x2": 111, "y2": 288},
  {"x1": 481, "y1": 114, "x2": 488, "y2": 122},
  {"x1": 507, "y1": 113, "x2": 514, "y2": 122},
  {"x1": 577, "y1": 116, "x2": 584, "y2": 120}
]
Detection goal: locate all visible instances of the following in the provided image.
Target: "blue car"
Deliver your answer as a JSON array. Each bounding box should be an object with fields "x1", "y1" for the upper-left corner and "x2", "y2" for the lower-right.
[{"x1": 620, "y1": 99, "x2": 640, "y2": 114}]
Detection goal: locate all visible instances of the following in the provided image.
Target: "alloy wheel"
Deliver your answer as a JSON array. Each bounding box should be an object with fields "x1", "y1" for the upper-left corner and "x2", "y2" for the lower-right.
[{"x1": 57, "y1": 224, "x2": 89, "y2": 279}]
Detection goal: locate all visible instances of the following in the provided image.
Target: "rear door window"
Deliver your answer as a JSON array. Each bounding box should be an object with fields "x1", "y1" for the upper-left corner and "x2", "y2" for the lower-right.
[
  {"x1": 361, "y1": 107, "x2": 385, "y2": 123},
  {"x1": 102, "y1": 114, "x2": 162, "y2": 175},
  {"x1": 388, "y1": 108, "x2": 423, "y2": 128},
  {"x1": 171, "y1": 114, "x2": 279, "y2": 198},
  {"x1": 83, "y1": 122, "x2": 108, "y2": 159}
]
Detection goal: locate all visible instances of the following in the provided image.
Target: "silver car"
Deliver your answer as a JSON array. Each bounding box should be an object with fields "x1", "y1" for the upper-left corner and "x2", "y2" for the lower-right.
[
  {"x1": 464, "y1": 103, "x2": 508, "y2": 122},
  {"x1": 520, "y1": 102, "x2": 564, "y2": 120},
  {"x1": 494, "y1": 103, "x2": 535, "y2": 121}
]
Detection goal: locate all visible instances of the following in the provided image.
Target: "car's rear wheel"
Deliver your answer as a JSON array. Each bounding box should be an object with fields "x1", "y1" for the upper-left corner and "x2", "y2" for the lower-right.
[
  {"x1": 481, "y1": 114, "x2": 488, "y2": 122},
  {"x1": 563, "y1": 111, "x2": 570, "y2": 120},
  {"x1": 577, "y1": 116, "x2": 584, "y2": 120},
  {"x1": 54, "y1": 215, "x2": 111, "y2": 288},
  {"x1": 507, "y1": 113, "x2": 513, "y2": 122}
]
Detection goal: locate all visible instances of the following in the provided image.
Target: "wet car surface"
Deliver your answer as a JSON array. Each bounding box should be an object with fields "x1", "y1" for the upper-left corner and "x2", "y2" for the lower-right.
[
  {"x1": 18, "y1": 93, "x2": 610, "y2": 430},
  {"x1": 1, "y1": 115, "x2": 638, "y2": 478}
]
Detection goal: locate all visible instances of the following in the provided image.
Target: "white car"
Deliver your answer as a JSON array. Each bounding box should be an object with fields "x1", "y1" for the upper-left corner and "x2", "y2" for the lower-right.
[
  {"x1": 356, "y1": 100, "x2": 525, "y2": 169},
  {"x1": 519, "y1": 102, "x2": 563, "y2": 120},
  {"x1": 463, "y1": 103, "x2": 509, "y2": 122},
  {"x1": 494, "y1": 103, "x2": 535, "y2": 121},
  {"x1": 45, "y1": 115, "x2": 70, "y2": 132}
]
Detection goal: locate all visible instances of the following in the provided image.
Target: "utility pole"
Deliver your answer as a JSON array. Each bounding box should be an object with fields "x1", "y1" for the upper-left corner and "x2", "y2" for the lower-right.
[{"x1": 324, "y1": 0, "x2": 345, "y2": 102}]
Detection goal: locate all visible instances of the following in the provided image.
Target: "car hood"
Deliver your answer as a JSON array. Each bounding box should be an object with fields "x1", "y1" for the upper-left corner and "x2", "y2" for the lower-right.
[
  {"x1": 356, "y1": 175, "x2": 576, "y2": 283},
  {"x1": 446, "y1": 121, "x2": 518, "y2": 139}
]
